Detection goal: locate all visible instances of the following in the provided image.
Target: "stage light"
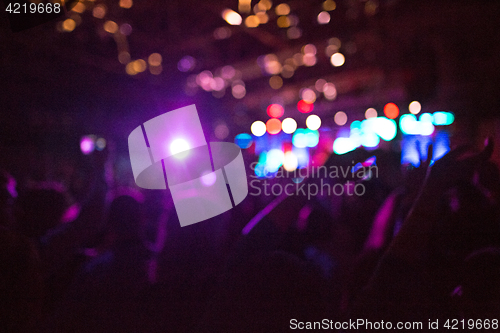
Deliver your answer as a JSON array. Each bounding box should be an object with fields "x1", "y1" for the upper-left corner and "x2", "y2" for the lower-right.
[
  {"x1": 330, "y1": 53, "x2": 345, "y2": 67},
  {"x1": 267, "y1": 104, "x2": 284, "y2": 118},
  {"x1": 170, "y1": 138, "x2": 190, "y2": 158},
  {"x1": 80, "y1": 136, "x2": 95, "y2": 155},
  {"x1": 409, "y1": 101, "x2": 421, "y2": 114},
  {"x1": 383, "y1": 103, "x2": 399, "y2": 119},
  {"x1": 306, "y1": 115, "x2": 321, "y2": 130},
  {"x1": 251, "y1": 121, "x2": 266, "y2": 137},
  {"x1": 334, "y1": 111, "x2": 347, "y2": 126},
  {"x1": 282, "y1": 118, "x2": 297, "y2": 134},
  {"x1": 297, "y1": 100, "x2": 314, "y2": 113}
]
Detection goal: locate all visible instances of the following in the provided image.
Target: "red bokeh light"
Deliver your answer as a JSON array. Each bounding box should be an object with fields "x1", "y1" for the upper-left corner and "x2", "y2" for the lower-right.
[
  {"x1": 266, "y1": 118, "x2": 282, "y2": 135},
  {"x1": 267, "y1": 104, "x2": 284, "y2": 118},
  {"x1": 383, "y1": 103, "x2": 399, "y2": 119},
  {"x1": 297, "y1": 100, "x2": 314, "y2": 113}
]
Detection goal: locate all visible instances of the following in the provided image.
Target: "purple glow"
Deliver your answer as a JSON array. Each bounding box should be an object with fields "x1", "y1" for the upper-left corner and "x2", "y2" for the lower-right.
[
  {"x1": 170, "y1": 138, "x2": 190, "y2": 158},
  {"x1": 80, "y1": 136, "x2": 95, "y2": 155}
]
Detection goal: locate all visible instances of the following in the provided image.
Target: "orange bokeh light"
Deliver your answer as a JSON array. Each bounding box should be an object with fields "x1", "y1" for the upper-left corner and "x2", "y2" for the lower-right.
[
  {"x1": 383, "y1": 103, "x2": 399, "y2": 119},
  {"x1": 266, "y1": 118, "x2": 282, "y2": 135}
]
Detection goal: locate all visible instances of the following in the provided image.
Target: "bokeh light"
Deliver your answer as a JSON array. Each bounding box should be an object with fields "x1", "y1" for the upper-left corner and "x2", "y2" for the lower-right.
[
  {"x1": 277, "y1": 16, "x2": 291, "y2": 28},
  {"x1": 266, "y1": 118, "x2": 282, "y2": 135},
  {"x1": 297, "y1": 100, "x2": 314, "y2": 113},
  {"x1": 283, "y1": 151, "x2": 298, "y2": 172},
  {"x1": 92, "y1": 5, "x2": 106, "y2": 19},
  {"x1": 119, "y1": 0, "x2": 133, "y2": 9},
  {"x1": 317, "y1": 11, "x2": 331, "y2": 24},
  {"x1": 232, "y1": 83, "x2": 246, "y2": 99},
  {"x1": 433, "y1": 111, "x2": 455, "y2": 125},
  {"x1": 95, "y1": 138, "x2": 106, "y2": 151},
  {"x1": 148, "y1": 53, "x2": 162, "y2": 66},
  {"x1": 267, "y1": 104, "x2": 284, "y2": 118},
  {"x1": 301, "y1": 88, "x2": 316, "y2": 103},
  {"x1": 178, "y1": 56, "x2": 196, "y2": 72},
  {"x1": 365, "y1": 108, "x2": 377, "y2": 119},
  {"x1": 80, "y1": 136, "x2": 95, "y2": 155},
  {"x1": 119, "y1": 23, "x2": 132, "y2": 35},
  {"x1": 200, "y1": 171, "x2": 217, "y2": 187},
  {"x1": 62, "y1": 19, "x2": 76, "y2": 32},
  {"x1": 409, "y1": 101, "x2": 421, "y2": 114},
  {"x1": 234, "y1": 133, "x2": 253, "y2": 149},
  {"x1": 275, "y1": 3, "x2": 290, "y2": 15},
  {"x1": 269, "y1": 76, "x2": 283, "y2": 89},
  {"x1": 323, "y1": 0, "x2": 337, "y2": 11},
  {"x1": 222, "y1": 9, "x2": 242, "y2": 25},
  {"x1": 214, "y1": 123, "x2": 229, "y2": 139},
  {"x1": 245, "y1": 15, "x2": 260, "y2": 28},
  {"x1": 323, "y1": 82, "x2": 337, "y2": 100},
  {"x1": 282, "y1": 118, "x2": 297, "y2": 134},
  {"x1": 383, "y1": 103, "x2": 399, "y2": 119},
  {"x1": 330, "y1": 53, "x2": 345, "y2": 67},
  {"x1": 334, "y1": 111, "x2": 347, "y2": 126},
  {"x1": 306, "y1": 114, "x2": 321, "y2": 130},
  {"x1": 251, "y1": 121, "x2": 267, "y2": 136},
  {"x1": 266, "y1": 149, "x2": 285, "y2": 173},
  {"x1": 103, "y1": 20, "x2": 118, "y2": 33}
]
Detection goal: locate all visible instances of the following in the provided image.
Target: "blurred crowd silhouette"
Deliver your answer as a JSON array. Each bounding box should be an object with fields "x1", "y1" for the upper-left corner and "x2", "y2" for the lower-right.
[{"x1": 1, "y1": 139, "x2": 500, "y2": 332}]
